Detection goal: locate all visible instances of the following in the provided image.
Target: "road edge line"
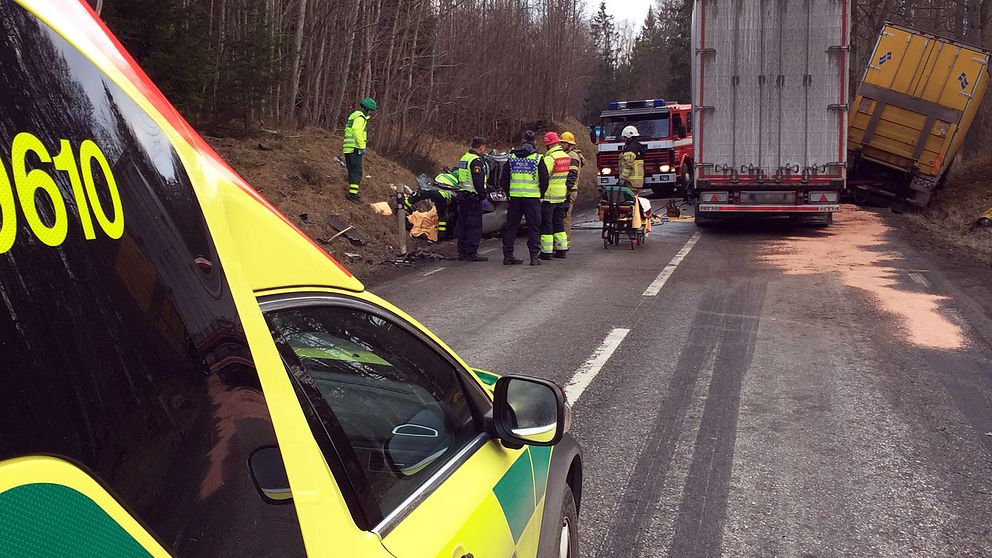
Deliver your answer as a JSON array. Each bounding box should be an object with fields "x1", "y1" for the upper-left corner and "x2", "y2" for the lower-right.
[
  {"x1": 564, "y1": 328, "x2": 631, "y2": 404},
  {"x1": 643, "y1": 232, "x2": 701, "y2": 297}
]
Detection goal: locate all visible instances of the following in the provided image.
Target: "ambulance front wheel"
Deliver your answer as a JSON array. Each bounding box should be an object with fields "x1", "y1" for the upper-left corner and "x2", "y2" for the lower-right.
[{"x1": 556, "y1": 486, "x2": 579, "y2": 558}]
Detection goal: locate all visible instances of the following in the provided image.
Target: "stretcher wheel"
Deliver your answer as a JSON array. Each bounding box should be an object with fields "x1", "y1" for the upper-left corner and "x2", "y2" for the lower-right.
[{"x1": 630, "y1": 238, "x2": 636, "y2": 250}]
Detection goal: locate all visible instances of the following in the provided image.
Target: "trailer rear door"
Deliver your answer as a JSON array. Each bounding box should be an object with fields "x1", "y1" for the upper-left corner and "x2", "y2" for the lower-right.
[{"x1": 693, "y1": 0, "x2": 848, "y2": 182}]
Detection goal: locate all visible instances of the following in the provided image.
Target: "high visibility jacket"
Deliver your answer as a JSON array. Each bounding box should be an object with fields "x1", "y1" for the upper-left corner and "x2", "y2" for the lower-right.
[
  {"x1": 508, "y1": 152, "x2": 542, "y2": 198},
  {"x1": 619, "y1": 151, "x2": 644, "y2": 190},
  {"x1": 457, "y1": 152, "x2": 482, "y2": 194},
  {"x1": 343, "y1": 109, "x2": 369, "y2": 154},
  {"x1": 434, "y1": 172, "x2": 458, "y2": 200},
  {"x1": 542, "y1": 145, "x2": 570, "y2": 203},
  {"x1": 566, "y1": 148, "x2": 585, "y2": 192}
]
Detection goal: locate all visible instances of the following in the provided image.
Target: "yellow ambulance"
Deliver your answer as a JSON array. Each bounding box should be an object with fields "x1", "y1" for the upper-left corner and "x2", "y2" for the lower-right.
[{"x1": 0, "y1": 1, "x2": 582, "y2": 556}]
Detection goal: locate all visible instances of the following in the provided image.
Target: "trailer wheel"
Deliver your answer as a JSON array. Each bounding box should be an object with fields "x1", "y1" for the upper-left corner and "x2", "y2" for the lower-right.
[
  {"x1": 812, "y1": 212, "x2": 833, "y2": 227},
  {"x1": 693, "y1": 203, "x2": 711, "y2": 227},
  {"x1": 852, "y1": 187, "x2": 871, "y2": 205}
]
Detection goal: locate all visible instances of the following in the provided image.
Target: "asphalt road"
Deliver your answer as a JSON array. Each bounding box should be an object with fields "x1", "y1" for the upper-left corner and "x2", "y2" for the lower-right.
[{"x1": 371, "y1": 205, "x2": 992, "y2": 557}]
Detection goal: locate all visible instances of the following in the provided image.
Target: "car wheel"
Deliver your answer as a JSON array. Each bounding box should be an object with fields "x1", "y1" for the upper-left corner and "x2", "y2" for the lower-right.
[{"x1": 557, "y1": 486, "x2": 579, "y2": 558}]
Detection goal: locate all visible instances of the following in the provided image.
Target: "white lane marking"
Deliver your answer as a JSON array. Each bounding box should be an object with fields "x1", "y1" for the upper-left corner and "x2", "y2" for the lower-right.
[
  {"x1": 909, "y1": 272, "x2": 931, "y2": 289},
  {"x1": 565, "y1": 328, "x2": 631, "y2": 404},
  {"x1": 480, "y1": 248, "x2": 496, "y2": 255},
  {"x1": 643, "y1": 232, "x2": 701, "y2": 296},
  {"x1": 422, "y1": 267, "x2": 446, "y2": 277}
]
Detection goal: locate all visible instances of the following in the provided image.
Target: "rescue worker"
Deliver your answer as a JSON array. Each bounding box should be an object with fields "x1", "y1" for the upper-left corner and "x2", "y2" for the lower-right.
[
  {"x1": 540, "y1": 132, "x2": 571, "y2": 260},
  {"x1": 405, "y1": 170, "x2": 458, "y2": 240},
  {"x1": 618, "y1": 125, "x2": 645, "y2": 192},
  {"x1": 456, "y1": 137, "x2": 490, "y2": 262},
  {"x1": 560, "y1": 131, "x2": 585, "y2": 240},
  {"x1": 501, "y1": 130, "x2": 546, "y2": 266},
  {"x1": 617, "y1": 125, "x2": 651, "y2": 234},
  {"x1": 342, "y1": 97, "x2": 377, "y2": 203}
]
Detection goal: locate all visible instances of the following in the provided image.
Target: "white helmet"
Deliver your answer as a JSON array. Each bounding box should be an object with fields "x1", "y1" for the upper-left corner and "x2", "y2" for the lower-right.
[{"x1": 621, "y1": 126, "x2": 639, "y2": 139}]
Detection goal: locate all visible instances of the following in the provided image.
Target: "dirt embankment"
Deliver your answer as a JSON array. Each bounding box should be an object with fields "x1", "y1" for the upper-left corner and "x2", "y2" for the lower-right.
[
  {"x1": 897, "y1": 157, "x2": 992, "y2": 267},
  {"x1": 206, "y1": 117, "x2": 599, "y2": 280}
]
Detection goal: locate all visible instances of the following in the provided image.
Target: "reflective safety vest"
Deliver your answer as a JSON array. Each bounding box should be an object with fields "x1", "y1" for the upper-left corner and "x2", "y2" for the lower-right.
[
  {"x1": 434, "y1": 172, "x2": 458, "y2": 200},
  {"x1": 343, "y1": 109, "x2": 368, "y2": 154},
  {"x1": 507, "y1": 152, "x2": 541, "y2": 198},
  {"x1": 457, "y1": 152, "x2": 481, "y2": 194},
  {"x1": 542, "y1": 145, "x2": 570, "y2": 203}
]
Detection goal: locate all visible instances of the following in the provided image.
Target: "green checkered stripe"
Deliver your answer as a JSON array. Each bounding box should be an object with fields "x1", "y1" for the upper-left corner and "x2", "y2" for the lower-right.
[{"x1": 0, "y1": 483, "x2": 152, "y2": 557}]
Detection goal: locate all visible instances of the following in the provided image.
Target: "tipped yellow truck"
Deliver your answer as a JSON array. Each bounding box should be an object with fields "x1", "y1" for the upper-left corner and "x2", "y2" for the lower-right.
[{"x1": 848, "y1": 23, "x2": 991, "y2": 207}]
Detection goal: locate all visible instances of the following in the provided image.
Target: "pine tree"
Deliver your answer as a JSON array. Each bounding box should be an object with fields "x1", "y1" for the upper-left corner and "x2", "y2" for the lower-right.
[
  {"x1": 584, "y1": 1, "x2": 620, "y2": 120},
  {"x1": 627, "y1": 5, "x2": 667, "y2": 99},
  {"x1": 656, "y1": 0, "x2": 693, "y2": 102}
]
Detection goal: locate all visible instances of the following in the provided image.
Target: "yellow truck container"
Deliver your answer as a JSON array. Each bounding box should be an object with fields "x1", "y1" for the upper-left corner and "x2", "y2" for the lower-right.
[{"x1": 848, "y1": 23, "x2": 991, "y2": 207}]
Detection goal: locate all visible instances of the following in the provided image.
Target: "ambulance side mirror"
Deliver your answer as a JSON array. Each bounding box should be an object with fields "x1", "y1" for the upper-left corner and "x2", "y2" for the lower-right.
[{"x1": 493, "y1": 376, "x2": 569, "y2": 447}]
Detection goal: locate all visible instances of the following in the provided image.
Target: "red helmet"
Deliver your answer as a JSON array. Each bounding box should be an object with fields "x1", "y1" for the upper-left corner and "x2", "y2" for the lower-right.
[{"x1": 544, "y1": 132, "x2": 561, "y2": 146}]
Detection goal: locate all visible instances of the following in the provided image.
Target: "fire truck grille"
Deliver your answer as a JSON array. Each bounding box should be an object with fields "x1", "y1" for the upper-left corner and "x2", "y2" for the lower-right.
[{"x1": 597, "y1": 150, "x2": 672, "y2": 172}]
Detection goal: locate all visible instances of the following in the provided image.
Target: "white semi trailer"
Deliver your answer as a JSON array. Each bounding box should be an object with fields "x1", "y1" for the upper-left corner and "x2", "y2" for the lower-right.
[{"x1": 690, "y1": 0, "x2": 850, "y2": 225}]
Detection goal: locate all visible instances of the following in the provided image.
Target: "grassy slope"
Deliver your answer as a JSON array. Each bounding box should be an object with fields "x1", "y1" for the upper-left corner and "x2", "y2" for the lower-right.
[
  {"x1": 206, "y1": 117, "x2": 600, "y2": 279},
  {"x1": 900, "y1": 157, "x2": 992, "y2": 266}
]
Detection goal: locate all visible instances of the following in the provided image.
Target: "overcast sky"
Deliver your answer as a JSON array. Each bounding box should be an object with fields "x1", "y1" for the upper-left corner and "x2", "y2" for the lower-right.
[{"x1": 601, "y1": 0, "x2": 653, "y2": 28}]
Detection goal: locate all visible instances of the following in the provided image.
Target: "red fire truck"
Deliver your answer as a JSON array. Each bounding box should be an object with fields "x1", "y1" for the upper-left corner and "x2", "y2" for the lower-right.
[{"x1": 592, "y1": 99, "x2": 694, "y2": 196}]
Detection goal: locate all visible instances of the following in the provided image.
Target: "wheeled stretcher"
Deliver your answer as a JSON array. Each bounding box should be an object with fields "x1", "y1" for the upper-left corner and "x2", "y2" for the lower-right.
[{"x1": 598, "y1": 186, "x2": 651, "y2": 249}]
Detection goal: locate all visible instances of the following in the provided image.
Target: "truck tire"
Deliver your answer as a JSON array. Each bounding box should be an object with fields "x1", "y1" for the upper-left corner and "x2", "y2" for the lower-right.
[
  {"x1": 852, "y1": 187, "x2": 871, "y2": 205},
  {"x1": 694, "y1": 203, "x2": 711, "y2": 227},
  {"x1": 812, "y1": 212, "x2": 833, "y2": 227},
  {"x1": 550, "y1": 486, "x2": 579, "y2": 558},
  {"x1": 682, "y1": 162, "x2": 694, "y2": 191}
]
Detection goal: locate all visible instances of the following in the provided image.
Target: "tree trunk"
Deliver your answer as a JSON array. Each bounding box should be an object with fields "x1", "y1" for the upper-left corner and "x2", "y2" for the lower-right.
[{"x1": 285, "y1": 0, "x2": 308, "y2": 126}]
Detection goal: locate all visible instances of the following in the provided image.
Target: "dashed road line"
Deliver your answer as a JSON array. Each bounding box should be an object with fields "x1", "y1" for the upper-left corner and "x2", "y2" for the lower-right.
[
  {"x1": 643, "y1": 232, "x2": 701, "y2": 296},
  {"x1": 564, "y1": 328, "x2": 630, "y2": 404},
  {"x1": 422, "y1": 267, "x2": 446, "y2": 277}
]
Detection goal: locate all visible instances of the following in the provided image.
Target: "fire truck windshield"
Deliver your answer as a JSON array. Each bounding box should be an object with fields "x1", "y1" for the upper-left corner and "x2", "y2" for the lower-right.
[{"x1": 601, "y1": 114, "x2": 670, "y2": 141}]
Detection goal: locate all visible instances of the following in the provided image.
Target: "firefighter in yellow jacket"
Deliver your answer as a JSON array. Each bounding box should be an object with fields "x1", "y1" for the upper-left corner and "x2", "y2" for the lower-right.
[
  {"x1": 618, "y1": 125, "x2": 645, "y2": 191},
  {"x1": 560, "y1": 131, "x2": 585, "y2": 240},
  {"x1": 342, "y1": 97, "x2": 377, "y2": 203},
  {"x1": 540, "y1": 132, "x2": 571, "y2": 259},
  {"x1": 618, "y1": 125, "x2": 651, "y2": 234}
]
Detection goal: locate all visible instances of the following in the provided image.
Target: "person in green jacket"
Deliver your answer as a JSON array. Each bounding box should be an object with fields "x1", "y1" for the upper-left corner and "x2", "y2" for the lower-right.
[{"x1": 343, "y1": 97, "x2": 377, "y2": 203}]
